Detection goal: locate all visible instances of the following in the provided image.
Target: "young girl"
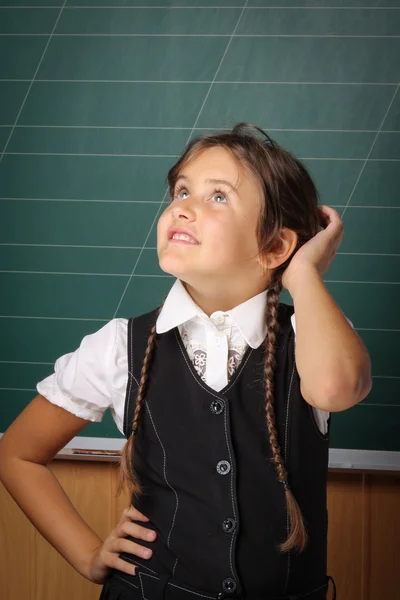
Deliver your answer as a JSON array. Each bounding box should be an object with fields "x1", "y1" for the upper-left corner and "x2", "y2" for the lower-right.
[{"x1": 0, "y1": 124, "x2": 371, "y2": 600}]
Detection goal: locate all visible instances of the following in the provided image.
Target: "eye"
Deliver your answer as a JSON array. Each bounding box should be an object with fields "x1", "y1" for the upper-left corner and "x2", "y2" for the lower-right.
[
  {"x1": 212, "y1": 190, "x2": 227, "y2": 203},
  {"x1": 170, "y1": 185, "x2": 229, "y2": 204},
  {"x1": 171, "y1": 185, "x2": 188, "y2": 201},
  {"x1": 176, "y1": 187, "x2": 189, "y2": 199}
]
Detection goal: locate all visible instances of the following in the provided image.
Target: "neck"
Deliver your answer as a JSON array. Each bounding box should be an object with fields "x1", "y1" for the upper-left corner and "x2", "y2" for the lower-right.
[{"x1": 182, "y1": 278, "x2": 269, "y2": 317}]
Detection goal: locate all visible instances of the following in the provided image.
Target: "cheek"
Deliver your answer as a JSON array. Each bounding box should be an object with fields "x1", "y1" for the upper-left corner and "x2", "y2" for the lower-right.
[
  {"x1": 157, "y1": 210, "x2": 169, "y2": 241},
  {"x1": 203, "y1": 216, "x2": 244, "y2": 256}
]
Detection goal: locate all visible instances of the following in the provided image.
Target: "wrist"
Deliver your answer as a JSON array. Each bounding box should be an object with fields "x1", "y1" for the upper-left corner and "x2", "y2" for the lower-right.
[{"x1": 284, "y1": 263, "x2": 322, "y2": 298}]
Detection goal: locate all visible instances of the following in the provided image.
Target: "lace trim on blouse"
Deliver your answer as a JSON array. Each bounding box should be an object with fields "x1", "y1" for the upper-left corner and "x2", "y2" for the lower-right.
[{"x1": 180, "y1": 325, "x2": 247, "y2": 383}]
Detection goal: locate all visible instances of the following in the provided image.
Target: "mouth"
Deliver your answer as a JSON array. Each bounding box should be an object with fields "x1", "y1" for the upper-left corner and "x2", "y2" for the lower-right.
[{"x1": 168, "y1": 232, "x2": 200, "y2": 245}]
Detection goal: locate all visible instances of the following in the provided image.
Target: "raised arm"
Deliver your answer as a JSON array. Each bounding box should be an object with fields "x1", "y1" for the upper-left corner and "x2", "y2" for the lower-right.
[{"x1": 282, "y1": 205, "x2": 372, "y2": 412}]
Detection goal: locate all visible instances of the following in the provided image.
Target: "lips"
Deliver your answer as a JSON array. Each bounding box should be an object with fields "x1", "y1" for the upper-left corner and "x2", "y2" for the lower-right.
[{"x1": 167, "y1": 227, "x2": 199, "y2": 244}]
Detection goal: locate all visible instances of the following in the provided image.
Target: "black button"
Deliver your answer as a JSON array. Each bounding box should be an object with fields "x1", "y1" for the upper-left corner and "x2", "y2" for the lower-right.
[
  {"x1": 222, "y1": 578, "x2": 237, "y2": 593},
  {"x1": 222, "y1": 518, "x2": 236, "y2": 533},
  {"x1": 210, "y1": 399, "x2": 224, "y2": 415},
  {"x1": 216, "y1": 460, "x2": 231, "y2": 475}
]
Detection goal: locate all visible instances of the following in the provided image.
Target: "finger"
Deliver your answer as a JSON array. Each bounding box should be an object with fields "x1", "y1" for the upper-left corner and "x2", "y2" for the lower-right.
[
  {"x1": 321, "y1": 205, "x2": 342, "y2": 226},
  {"x1": 320, "y1": 205, "x2": 343, "y2": 234},
  {"x1": 117, "y1": 537, "x2": 153, "y2": 560},
  {"x1": 119, "y1": 506, "x2": 149, "y2": 525},
  {"x1": 115, "y1": 519, "x2": 156, "y2": 543},
  {"x1": 125, "y1": 523, "x2": 157, "y2": 542},
  {"x1": 108, "y1": 555, "x2": 137, "y2": 576},
  {"x1": 318, "y1": 207, "x2": 330, "y2": 228},
  {"x1": 127, "y1": 505, "x2": 150, "y2": 521}
]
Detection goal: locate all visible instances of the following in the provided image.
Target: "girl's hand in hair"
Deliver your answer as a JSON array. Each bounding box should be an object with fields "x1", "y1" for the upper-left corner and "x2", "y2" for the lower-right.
[
  {"x1": 86, "y1": 505, "x2": 156, "y2": 584},
  {"x1": 282, "y1": 205, "x2": 344, "y2": 293}
]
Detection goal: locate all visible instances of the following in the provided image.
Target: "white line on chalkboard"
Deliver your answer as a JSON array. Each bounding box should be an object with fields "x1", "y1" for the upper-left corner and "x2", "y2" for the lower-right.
[
  {"x1": 3, "y1": 7, "x2": 399, "y2": 10},
  {"x1": 2, "y1": 152, "x2": 400, "y2": 161},
  {"x1": 2, "y1": 5, "x2": 400, "y2": 9},
  {"x1": 1, "y1": 388, "x2": 399, "y2": 406},
  {"x1": 0, "y1": 1, "x2": 68, "y2": 168},
  {"x1": 0, "y1": 244, "x2": 399, "y2": 257},
  {"x1": 1, "y1": 270, "x2": 400, "y2": 285},
  {"x1": 1, "y1": 34, "x2": 400, "y2": 38},
  {"x1": 1, "y1": 198, "x2": 400, "y2": 207},
  {"x1": 1, "y1": 79, "x2": 399, "y2": 86},
  {"x1": 1, "y1": 126, "x2": 399, "y2": 133}
]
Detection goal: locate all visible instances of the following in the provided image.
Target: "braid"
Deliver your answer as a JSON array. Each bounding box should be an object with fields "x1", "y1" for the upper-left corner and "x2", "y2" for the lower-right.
[
  {"x1": 117, "y1": 302, "x2": 165, "y2": 500},
  {"x1": 264, "y1": 273, "x2": 308, "y2": 554}
]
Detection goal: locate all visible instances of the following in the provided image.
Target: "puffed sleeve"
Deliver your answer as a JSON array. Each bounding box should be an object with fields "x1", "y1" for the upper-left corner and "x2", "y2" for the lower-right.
[{"x1": 36, "y1": 319, "x2": 118, "y2": 423}]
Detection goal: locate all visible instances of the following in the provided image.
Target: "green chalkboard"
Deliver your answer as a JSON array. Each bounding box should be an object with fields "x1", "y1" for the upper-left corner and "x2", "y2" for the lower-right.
[{"x1": 1, "y1": 1, "x2": 399, "y2": 455}]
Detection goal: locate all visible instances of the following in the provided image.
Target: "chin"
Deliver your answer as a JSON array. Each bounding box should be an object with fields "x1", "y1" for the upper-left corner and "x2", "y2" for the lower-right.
[{"x1": 158, "y1": 256, "x2": 185, "y2": 278}]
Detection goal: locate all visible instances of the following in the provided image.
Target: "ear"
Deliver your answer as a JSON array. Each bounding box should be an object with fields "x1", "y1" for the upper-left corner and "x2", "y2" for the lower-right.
[{"x1": 259, "y1": 228, "x2": 298, "y2": 271}]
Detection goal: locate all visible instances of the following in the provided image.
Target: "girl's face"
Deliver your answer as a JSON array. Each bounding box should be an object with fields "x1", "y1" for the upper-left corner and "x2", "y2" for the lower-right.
[{"x1": 157, "y1": 146, "x2": 266, "y2": 290}]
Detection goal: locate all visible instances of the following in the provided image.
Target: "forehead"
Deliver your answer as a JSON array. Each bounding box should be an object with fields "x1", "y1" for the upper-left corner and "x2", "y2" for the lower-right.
[{"x1": 178, "y1": 146, "x2": 259, "y2": 195}]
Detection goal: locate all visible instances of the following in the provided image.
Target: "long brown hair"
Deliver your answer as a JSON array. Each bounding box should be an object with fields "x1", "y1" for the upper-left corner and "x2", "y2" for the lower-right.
[{"x1": 117, "y1": 123, "x2": 321, "y2": 554}]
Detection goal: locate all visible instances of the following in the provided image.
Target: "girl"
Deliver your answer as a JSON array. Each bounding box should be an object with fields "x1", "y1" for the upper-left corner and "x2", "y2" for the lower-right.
[{"x1": 0, "y1": 124, "x2": 372, "y2": 600}]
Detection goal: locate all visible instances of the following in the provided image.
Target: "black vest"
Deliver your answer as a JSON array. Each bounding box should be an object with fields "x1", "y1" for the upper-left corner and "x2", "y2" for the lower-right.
[{"x1": 118, "y1": 303, "x2": 332, "y2": 599}]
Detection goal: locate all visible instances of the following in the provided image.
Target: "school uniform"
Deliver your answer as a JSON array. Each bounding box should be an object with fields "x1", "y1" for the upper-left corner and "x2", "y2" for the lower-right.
[{"x1": 36, "y1": 278, "x2": 340, "y2": 600}]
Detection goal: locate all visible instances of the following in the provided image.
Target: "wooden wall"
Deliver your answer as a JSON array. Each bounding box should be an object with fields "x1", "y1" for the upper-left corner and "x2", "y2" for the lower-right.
[{"x1": 0, "y1": 460, "x2": 399, "y2": 600}]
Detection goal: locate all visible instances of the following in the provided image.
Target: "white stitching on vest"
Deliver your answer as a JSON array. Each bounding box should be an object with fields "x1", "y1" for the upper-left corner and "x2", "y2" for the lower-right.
[
  {"x1": 284, "y1": 358, "x2": 295, "y2": 595},
  {"x1": 172, "y1": 556, "x2": 178, "y2": 577},
  {"x1": 114, "y1": 573, "x2": 139, "y2": 589},
  {"x1": 299, "y1": 581, "x2": 329, "y2": 598},
  {"x1": 124, "y1": 317, "x2": 135, "y2": 437},
  {"x1": 223, "y1": 347, "x2": 254, "y2": 393},
  {"x1": 145, "y1": 402, "x2": 180, "y2": 551},
  {"x1": 138, "y1": 571, "x2": 159, "y2": 600},
  {"x1": 137, "y1": 571, "x2": 217, "y2": 600},
  {"x1": 169, "y1": 582, "x2": 216, "y2": 599},
  {"x1": 122, "y1": 554, "x2": 158, "y2": 575},
  {"x1": 138, "y1": 571, "x2": 148, "y2": 600},
  {"x1": 128, "y1": 369, "x2": 140, "y2": 389},
  {"x1": 223, "y1": 408, "x2": 237, "y2": 580},
  {"x1": 284, "y1": 364, "x2": 295, "y2": 462}
]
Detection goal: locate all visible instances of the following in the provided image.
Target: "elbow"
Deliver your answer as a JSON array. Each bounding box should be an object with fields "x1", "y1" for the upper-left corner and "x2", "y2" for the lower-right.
[{"x1": 318, "y1": 367, "x2": 373, "y2": 413}]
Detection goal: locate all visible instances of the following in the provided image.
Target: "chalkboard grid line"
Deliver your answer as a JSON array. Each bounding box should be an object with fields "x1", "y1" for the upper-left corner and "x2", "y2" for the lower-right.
[
  {"x1": 3, "y1": 6, "x2": 400, "y2": 10},
  {"x1": 1, "y1": 368, "x2": 399, "y2": 380},
  {"x1": 2, "y1": 316, "x2": 399, "y2": 333},
  {"x1": 1, "y1": 126, "x2": 399, "y2": 133},
  {"x1": 340, "y1": 84, "x2": 399, "y2": 221},
  {"x1": 112, "y1": 0, "x2": 250, "y2": 318},
  {"x1": 2, "y1": 153, "x2": 400, "y2": 161},
  {"x1": 1, "y1": 387, "x2": 398, "y2": 404},
  {"x1": 0, "y1": 1, "x2": 68, "y2": 167},
  {"x1": 1, "y1": 79, "x2": 399, "y2": 85},
  {"x1": 1, "y1": 270, "x2": 400, "y2": 285},
  {"x1": 2, "y1": 34, "x2": 400, "y2": 38},
  {"x1": 0, "y1": 245, "x2": 399, "y2": 256},
  {"x1": 1, "y1": 199, "x2": 400, "y2": 207}
]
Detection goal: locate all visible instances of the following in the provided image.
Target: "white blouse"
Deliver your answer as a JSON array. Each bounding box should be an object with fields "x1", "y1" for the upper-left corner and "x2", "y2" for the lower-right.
[{"x1": 36, "y1": 278, "x2": 333, "y2": 436}]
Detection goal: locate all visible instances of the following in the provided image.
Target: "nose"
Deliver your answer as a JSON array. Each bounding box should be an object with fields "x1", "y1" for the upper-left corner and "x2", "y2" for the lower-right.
[{"x1": 171, "y1": 196, "x2": 196, "y2": 221}]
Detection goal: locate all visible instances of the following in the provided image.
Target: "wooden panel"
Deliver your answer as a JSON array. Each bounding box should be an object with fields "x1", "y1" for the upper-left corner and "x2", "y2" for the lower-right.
[
  {"x1": 0, "y1": 479, "x2": 34, "y2": 600},
  {"x1": 367, "y1": 474, "x2": 400, "y2": 599},
  {"x1": 32, "y1": 460, "x2": 115, "y2": 600},
  {"x1": 1, "y1": 462, "x2": 400, "y2": 600},
  {"x1": 327, "y1": 472, "x2": 364, "y2": 600}
]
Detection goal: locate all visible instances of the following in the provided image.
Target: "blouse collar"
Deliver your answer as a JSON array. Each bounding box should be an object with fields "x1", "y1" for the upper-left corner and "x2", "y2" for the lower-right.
[{"x1": 156, "y1": 278, "x2": 268, "y2": 349}]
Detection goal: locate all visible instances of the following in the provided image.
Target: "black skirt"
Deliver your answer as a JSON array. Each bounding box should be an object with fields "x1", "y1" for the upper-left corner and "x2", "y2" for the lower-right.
[{"x1": 98, "y1": 568, "x2": 336, "y2": 600}]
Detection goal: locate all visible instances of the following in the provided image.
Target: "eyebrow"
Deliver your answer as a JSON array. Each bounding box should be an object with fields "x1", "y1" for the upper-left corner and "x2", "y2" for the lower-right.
[{"x1": 175, "y1": 175, "x2": 239, "y2": 195}]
